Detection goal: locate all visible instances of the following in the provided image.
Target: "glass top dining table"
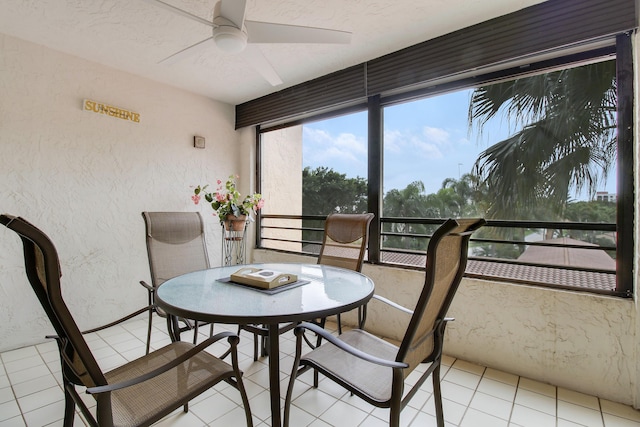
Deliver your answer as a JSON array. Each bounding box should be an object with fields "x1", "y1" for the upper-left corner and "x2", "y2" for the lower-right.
[{"x1": 155, "y1": 262, "x2": 375, "y2": 427}]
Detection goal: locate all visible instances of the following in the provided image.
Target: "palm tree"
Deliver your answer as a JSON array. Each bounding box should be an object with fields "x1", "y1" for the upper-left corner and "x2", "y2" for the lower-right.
[
  {"x1": 441, "y1": 173, "x2": 488, "y2": 217},
  {"x1": 383, "y1": 181, "x2": 431, "y2": 220},
  {"x1": 383, "y1": 181, "x2": 432, "y2": 250},
  {"x1": 468, "y1": 60, "x2": 617, "y2": 221}
]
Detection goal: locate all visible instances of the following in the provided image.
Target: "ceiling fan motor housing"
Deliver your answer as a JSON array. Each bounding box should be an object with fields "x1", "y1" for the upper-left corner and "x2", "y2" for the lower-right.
[{"x1": 212, "y1": 17, "x2": 248, "y2": 53}]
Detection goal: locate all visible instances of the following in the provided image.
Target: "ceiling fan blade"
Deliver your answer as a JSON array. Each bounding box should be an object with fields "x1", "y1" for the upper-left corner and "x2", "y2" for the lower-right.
[
  {"x1": 242, "y1": 45, "x2": 283, "y2": 86},
  {"x1": 144, "y1": 0, "x2": 214, "y2": 27},
  {"x1": 245, "y1": 21, "x2": 351, "y2": 44},
  {"x1": 159, "y1": 37, "x2": 214, "y2": 64},
  {"x1": 220, "y1": 0, "x2": 247, "y2": 29}
]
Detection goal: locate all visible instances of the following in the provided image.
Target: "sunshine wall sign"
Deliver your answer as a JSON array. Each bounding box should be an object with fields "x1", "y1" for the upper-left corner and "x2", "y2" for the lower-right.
[{"x1": 83, "y1": 99, "x2": 140, "y2": 123}]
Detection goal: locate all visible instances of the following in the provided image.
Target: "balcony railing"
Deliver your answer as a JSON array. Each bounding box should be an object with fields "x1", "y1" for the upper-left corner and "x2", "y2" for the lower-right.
[{"x1": 257, "y1": 214, "x2": 625, "y2": 297}]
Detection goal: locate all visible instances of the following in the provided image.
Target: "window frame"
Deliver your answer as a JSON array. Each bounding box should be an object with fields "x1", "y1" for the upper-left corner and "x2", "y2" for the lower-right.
[{"x1": 256, "y1": 36, "x2": 634, "y2": 298}]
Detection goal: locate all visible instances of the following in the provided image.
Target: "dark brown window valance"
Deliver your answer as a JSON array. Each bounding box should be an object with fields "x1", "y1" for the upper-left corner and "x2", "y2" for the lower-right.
[{"x1": 236, "y1": 0, "x2": 636, "y2": 129}]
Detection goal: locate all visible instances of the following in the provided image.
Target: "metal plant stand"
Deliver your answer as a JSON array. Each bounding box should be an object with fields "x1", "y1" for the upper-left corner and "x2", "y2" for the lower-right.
[{"x1": 222, "y1": 219, "x2": 247, "y2": 265}]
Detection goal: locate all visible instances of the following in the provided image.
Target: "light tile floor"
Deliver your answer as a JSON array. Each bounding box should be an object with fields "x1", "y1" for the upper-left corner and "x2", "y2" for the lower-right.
[{"x1": 1, "y1": 315, "x2": 640, "y2": 427}]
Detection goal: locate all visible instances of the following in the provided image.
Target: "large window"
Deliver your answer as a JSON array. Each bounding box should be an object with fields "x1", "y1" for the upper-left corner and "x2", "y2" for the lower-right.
[
  {"x1": 381, "y1": 60, "x2": 618, "y2": 282},
  {"x1": 257, "y1": 42, "x2": 632, "y2": 297},
  {"x1": 259, "y1": 110, "x2": 368, "y2": 254}
]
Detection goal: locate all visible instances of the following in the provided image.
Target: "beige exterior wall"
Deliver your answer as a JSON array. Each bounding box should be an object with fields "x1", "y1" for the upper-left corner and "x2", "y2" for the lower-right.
[
  {"x1": 259, "y1": 126, "x2": 303, "y2": 252},
  {"x1": 0, "y1": 33, "x2": 241, "y2": 350}
]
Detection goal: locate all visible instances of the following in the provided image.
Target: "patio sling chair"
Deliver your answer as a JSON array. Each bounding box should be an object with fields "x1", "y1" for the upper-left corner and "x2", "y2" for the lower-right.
[
  {"x1": 0, "y1": 214, "x2": 253, "y2": 427},
  {"x1": 245, "y1": 212, "x2": 375, "y2": 360},
  {"x1": 317, "y1": 212, "x2": 374, "y2": 334},
  {"x1": 283, "y1": 218, "x2": 485, "y2": 427},
  {"x1": 140, "y1": 211, "x2": 214, "y2": 354}
]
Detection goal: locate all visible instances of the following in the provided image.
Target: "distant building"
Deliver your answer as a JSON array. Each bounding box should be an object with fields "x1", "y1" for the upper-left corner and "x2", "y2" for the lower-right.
[{"x1": 595, "y1": 191, "x2": 616, "y2": 202}]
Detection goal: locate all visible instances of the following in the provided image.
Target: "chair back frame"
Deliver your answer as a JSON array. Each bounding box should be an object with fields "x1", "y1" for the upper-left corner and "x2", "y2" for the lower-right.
[
  {"x1": 317, "y1": 213, "x2": 374, "y2": 272},
  {"x1": 141, "y1": 211, "x2": 213, "y2": 352},
  {"x1": 0, "y1": 215, "x2": 107, "y2": 389},
  {"x1": 284, "y1": 217, "x2": 485, "y2": 427},
  {"x1": 142, "y1": 211, "x2": 210, "y2": 289},
  {"x1": 398, "y1": 218, "x2": 486, "y2": 372}
]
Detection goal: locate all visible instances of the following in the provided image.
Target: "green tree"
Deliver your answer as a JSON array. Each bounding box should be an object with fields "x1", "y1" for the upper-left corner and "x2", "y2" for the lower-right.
[
  {"x1": 382, "y1": 176, "x2": 487, "y2": 251},
  {"x1": 383, "y1": 181, "x2": 429, "y2": 218},
  {"x1": 564, "y1": 200, "x2": 616, "y2": 246},
  {"x1": 441, "y1": 173, "x2": 488, "y2": 217},
  {"x1": 302, "y1": 166, "x2": 367, "y2": 215},
  {"x1": 302, "y1": 166, "x2": 368, "y2": 243},
  {"x1": 468, "y1": 60, "x2": 617, "y2": 221},
  {"x1": 564, "y1": 200, "x2": 616, "y2": 224}
]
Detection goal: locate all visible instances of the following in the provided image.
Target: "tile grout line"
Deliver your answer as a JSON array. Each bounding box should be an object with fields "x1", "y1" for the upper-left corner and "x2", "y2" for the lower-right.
[
  {"x1": 454, "y1": 361, "x2": 486, "y2": 427},
  {"x1": 507, "y1": 375, "x2": 521, "y2": 427}
]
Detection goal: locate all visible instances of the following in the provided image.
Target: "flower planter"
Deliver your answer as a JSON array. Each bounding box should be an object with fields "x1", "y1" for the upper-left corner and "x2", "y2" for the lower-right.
[{"x1": 224, "y1": 214, "x2": 247, "y2": 231}]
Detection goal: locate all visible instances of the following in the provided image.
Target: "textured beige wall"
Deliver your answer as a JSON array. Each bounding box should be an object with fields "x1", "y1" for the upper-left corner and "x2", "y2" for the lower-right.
[
  {"x1": 253, "y1": 247, "x2": 638, "y2": 407},
  {"x1": 0, "y1": 34, "x2": 241, "y2": 351},
  {"x1": 260, "y1": 126, "x2": 303, "y2": 251}
]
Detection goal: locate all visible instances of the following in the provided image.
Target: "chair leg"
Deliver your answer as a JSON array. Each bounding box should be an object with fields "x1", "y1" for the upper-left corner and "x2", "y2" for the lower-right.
[
  {"x1": 336, "y1": 313, "x2": 342, "y2": 334},
  {"x1": 193, "y1": 322, "x2": 199, "y2": 344},
  {"x1": 240, "y1": 325, "x2": 261, "y2": 361},
  {"x1": 311, "y1": 317, "x2": 325, "y2": 385},
  {"x1": 284, "y1": 329, "x2": 305, "y2": 427},
  {"x1": 390, "y1": 407, "x2": 400, "y2": 427},
  {"x1": 358, "y1": 304, "x2": 366, "y2": 329},
  {"x1": 146, "y1": 309, "x2": 153, "y2": 355},
  {"x1": 432, "y1": 363, "x2": 445, "y2": 427},
  {"x1": 261, "y1": 333, "x2": 268, "y2": 357},
  {"x1": 315, "y1": 317, "x2": 327, "y2": 348},
  {"x1": 229, "y1": 335, "x2": 255, "y2": 427},
  {"x1": 253, "y1": 331, "x2": 259, "y2": 361},
  {"x1": 389, "y1": 370, "x2": 404, "y2": 427},
  {"x1": 62, "y1": 386, "x2": 76, "y2": 427}
]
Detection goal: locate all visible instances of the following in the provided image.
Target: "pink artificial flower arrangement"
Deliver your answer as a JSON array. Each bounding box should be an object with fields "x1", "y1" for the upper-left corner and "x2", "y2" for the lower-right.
[{"x1": 192, "y1": 174, "x2": 264, "y2": 223}]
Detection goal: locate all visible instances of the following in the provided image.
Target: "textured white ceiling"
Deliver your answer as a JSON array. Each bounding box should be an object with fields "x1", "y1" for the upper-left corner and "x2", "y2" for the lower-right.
[{"x1": 0, "y1": 0, "x2": 547, "y2": 105}]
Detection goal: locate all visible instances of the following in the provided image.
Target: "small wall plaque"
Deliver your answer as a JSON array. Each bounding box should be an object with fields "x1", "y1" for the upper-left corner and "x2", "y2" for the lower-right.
[
  {"x1": 194, "y1": 135, "x2": 205, "y2": 149},
  {"x1": 83, "y1": 99, "x2": 140, "y2": 123}
]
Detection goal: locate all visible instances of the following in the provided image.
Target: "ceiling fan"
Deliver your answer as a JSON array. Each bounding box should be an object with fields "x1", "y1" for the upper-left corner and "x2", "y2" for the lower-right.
[{"x1": 147, "y1": 0, "x2": 352, "y2": 86}]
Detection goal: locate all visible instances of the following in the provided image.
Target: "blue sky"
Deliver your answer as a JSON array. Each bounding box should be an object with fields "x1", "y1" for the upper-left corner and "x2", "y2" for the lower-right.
[{"x1": 302, "y1": 88, "x2": 616, "y2": 202}]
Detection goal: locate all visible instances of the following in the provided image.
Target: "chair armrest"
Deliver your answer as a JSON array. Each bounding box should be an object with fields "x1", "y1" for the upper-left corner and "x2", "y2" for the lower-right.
[
  {"x1": 139, "y1": 280, "x2": 154, "y2": 292},
  {"x1": 86, "y1": 331, "x2": 238, "y2": 395},
  {"x1": 371, "y1": 294, "x2": 413, "y2": 315},
  {"x1": 295, "y1": 322, "x2": 408, "y2": 369},
  {"x1": 80, "y1": 306, "x2": 152, "y2": 335}
]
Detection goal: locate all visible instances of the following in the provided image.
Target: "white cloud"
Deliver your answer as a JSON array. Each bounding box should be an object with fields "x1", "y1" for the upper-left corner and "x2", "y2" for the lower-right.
[
  {"x1": 333, "y1": 132, "x2": 366, "y2": 154},
  {"x1": 411, "y1": 137, "x2": 443, "y2": 159},
  {"x1": 303, "y1": 127, "x2": 365, "y2": 163},
  {"x1": 304, "y1": 127, "x2": 332, "y2": 145},
  {"x1": 422, "y1": 126, "x2": 450, "y2": 146},
  {"x1": 384, "y1": 127, "x2": 449, "y2": 159},
  {"x1": 383, "y1": 129, "x2": 404, "y2": 153}
]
